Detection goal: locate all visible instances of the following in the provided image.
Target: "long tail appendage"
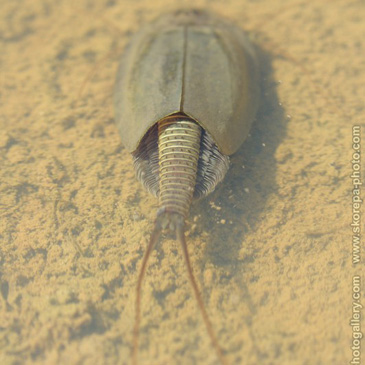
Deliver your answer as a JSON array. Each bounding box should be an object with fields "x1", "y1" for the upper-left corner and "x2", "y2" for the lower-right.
[
  {"x1": 132, "y1": 220, "x2": 162, "y2": 365},
  {"x1": 176, "y1": 223, "x2": 227, "y2": 365}
]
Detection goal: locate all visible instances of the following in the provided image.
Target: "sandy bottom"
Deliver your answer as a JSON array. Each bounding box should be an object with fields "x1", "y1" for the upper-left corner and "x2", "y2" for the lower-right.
[{"x1": 0, "y1": 0, "x2": 364, "y2": 364}]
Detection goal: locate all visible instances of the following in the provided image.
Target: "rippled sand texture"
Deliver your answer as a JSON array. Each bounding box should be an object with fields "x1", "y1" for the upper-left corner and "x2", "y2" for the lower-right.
[{"x1": 0, "y1": 0, "x2": 364, "y2": 364}]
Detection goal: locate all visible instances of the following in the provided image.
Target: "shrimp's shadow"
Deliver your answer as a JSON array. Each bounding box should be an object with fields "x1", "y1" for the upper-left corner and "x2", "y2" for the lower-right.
[{"x1": 191, "y1": 43, "x2": 287, "y2": 272}]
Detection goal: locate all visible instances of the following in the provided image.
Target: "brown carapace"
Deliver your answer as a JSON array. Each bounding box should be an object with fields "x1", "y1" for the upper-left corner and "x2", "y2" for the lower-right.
[{"x1": 113, "y1": 9, "x2": 260, "y2": 365}]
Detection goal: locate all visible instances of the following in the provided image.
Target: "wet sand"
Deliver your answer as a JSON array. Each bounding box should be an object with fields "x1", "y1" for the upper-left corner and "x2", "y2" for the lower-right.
[{"x1": 0, "y1": 0, "x2": 364, "y2": 364}]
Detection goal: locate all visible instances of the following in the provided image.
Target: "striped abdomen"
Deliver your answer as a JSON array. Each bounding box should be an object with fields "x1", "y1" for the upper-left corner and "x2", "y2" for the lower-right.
[{"x1": 133, "y1": 113, "x2": 230, "y2": 217}]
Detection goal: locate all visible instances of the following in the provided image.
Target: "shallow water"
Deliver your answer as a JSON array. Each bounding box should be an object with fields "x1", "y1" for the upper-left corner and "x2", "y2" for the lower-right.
[{"x1": 0, "y1": 0, "x2": 364, "y2": 364}]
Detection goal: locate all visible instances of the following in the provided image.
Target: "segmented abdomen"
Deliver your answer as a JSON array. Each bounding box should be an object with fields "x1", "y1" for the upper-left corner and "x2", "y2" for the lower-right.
[
  {"x1": 133, "y1": 113, "x2": 230, "y2": 216},
  {"x1": 158, "y1": 116, "x2": 201, "y2": 218}
]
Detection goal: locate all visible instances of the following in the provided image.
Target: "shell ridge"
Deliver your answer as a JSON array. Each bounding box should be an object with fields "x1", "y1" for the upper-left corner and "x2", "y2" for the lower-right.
[{"x1": 180, "y1": 26, "x2": 188, "y2": 111}]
